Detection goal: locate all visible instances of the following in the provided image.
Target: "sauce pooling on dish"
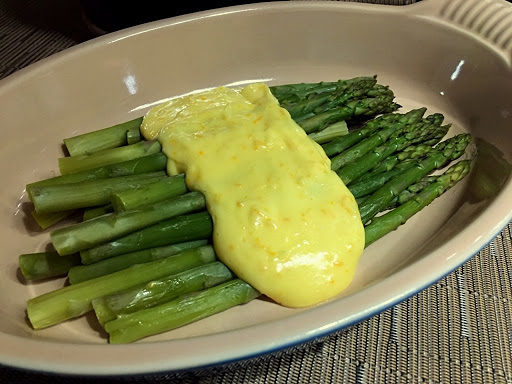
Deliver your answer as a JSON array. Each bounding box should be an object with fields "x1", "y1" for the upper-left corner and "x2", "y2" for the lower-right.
[{"x1": 141, "y1": 84, "x2": 364, "y2": 307}]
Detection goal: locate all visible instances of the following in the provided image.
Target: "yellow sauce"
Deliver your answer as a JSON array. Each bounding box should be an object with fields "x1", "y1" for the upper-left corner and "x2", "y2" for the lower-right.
[{"x1": 141, "y1": 84, "x2": 364, "y2": 307}]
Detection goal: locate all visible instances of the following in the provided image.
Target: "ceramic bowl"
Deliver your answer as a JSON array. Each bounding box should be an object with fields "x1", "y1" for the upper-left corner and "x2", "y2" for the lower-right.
[{"x1": 0, "y1": 0, "x2": 511, "y2": 376}]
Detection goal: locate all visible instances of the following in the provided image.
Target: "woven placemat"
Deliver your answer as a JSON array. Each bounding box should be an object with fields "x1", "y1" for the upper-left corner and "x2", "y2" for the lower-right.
[{"x1": 1, "y1": 1, "x2": 511, "y2": 383}]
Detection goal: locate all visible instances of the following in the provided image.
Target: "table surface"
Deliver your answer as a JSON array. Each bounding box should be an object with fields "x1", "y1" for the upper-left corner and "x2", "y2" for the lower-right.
[{"x1": 1, "y1": 1, "x2": 511, "y2": 383}]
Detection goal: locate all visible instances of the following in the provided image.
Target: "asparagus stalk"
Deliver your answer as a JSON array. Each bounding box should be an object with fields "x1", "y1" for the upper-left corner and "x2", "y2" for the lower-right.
[
  {"x1": 366, "y1": 84, "x2": 394, "y2": 98},
  {"x1": 298, "y1": 95, "x2": 397, "y2": 134},
  {"x1": 58, "y1": 140, "x2": 161, "y2": 175},
  {"x1": 27, "y1": 153, "x2": 167, "y2": 193},
  {"x1": 270, "y1": 76, "x2": 375, "y2": 104},
  {"x1": 27, "y1": 246, "x2": 216, "y2": 330},
  {"x1": 284, "y1": 78, "x2": 377, "y2": 119},
  {"x1": 31, "y1": 171, "x2": 166, "y2": 214},
  {"x1": 349, "y1": 163, "x2": 417, "y2": 198},
  {"x1": 364, "y1": 160, "x2": 471, "y2": 246},
  {"x1": 111, "y1": 175, "x2": 187, "y2": 212},
  {"x1": 354, "y1": 143, "x2": 440, "y2": 183},
  {"x1": 126, "y1": 126, "x2": 141, "y2": 145},
  {"x1": 347, "y1": 140, "x2": 446, "y2": 197},
  {"x1": 357, "y1": 174, "x2": 439, "y2": 209},
  {"x1": 68, "y1": 240, "x2": 208, "y2": 284},
  {"x1": 80, "y1": 211, "x2": 213, "y2": 264},
  {"x1": 83, "y1": 204, "x2": 114, "y2": 221},
  {"x1": 19, "y1": 252, "x2": 81, "y2": 281},
  {"x1": 321, "y1": 108, "x2": 426, "y2": 157},
  {"x1": 31, "y1": 210, "x2": 75, "y2": 230},
  {"x1": 386, "y1": 175, "x2": 438, "y2": 209},
  {"x1": 336, "y1": 122, "x2": 450, "y2": 186},
  {"x1": 308, "y1": 121, "x2": 348, "y2": 144},
  {"x1": 358, "y1": 134, "x2": 472, "y2": 224},
  {"x1": 329, "y1": 109, "x2": 430, "y2": 171},
  {"x1": 105, "y1": 279, "x2": 259, "y2": 344},
  {"x1": 92, "y1": 262, "x2": 233, "y2": 325},
  {"x1": 64, "y1": 117, "x2": 143, "y2": 157},
  {"x1": 51, "y1": 192, "x2": 206, "y2": 256}
]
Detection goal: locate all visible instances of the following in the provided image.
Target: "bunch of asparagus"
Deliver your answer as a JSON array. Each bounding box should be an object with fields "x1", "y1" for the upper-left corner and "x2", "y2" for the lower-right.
[{"x1": 19, "y1": 76, "x2": 471, "y2": 344}]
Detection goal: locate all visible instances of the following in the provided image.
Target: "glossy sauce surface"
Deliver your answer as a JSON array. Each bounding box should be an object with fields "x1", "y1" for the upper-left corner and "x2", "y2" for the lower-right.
[{"x1": 141, "y1": 84, "x2": 364, "y2": 307}]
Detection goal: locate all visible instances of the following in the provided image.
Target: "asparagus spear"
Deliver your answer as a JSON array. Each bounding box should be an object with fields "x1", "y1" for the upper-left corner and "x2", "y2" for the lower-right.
[
  {"x1": 83, "y1": 204, "x2": 114, "y2": 221},
  {"x1": 27, "y1": 153, "x2": 167, "y2": 193},
  {"x1": 347, "y1": 140, "x2": 446, "y2": 197},
  {"x1": 386, "y1": 175, "x2": 438, "y2": 209},
  {"x1": 31, "y1": 171, "x2": 166, "y2": 214},
  {"x1": 270, "y1": 76, "x2": 375, "y2": 104},
  {"x1": 93, "y1": 262, "x2": 233, "y2": 325},
  {"x1": 366, "y1": 84, "x2": 394, "y2": 98},
  {"x1": 27, "y1": 246, "x2": 216, "y2": 330},
  {"x1": 59, "y1": 140, "x2": 161, "y2": 175},
  {"x1": 365, "y1": 160, "x2": 471, "y2": 246},
  {"x1": 26, "y1": 153, "x2": 167, "y2": 200},
  {"x1": 357, "y1": 174, "x2": 439, "y2": 209},
  {"x1": 358, "y1": 134, "x2": 471, "y2": 224},
  {"x1": 19, "y1": 252, "x2": 81, "y2": 281},
  {"x1": 68, "y1": 240, "x2": 208, "y2": 284},
  {"x1": 298, "y1": 95, "x2": 397, "y2": 134},
  {"x1": 337, "y1": 122, "x2": 450, "y2": 186},
  {"x1": 349, "y1": 163, "x2": 416, "y2": 198},
  {"x1": 284, "y1": 78, "x2": 377, "y2": 119},
  {"x1": 31, "y1": 210, "x2": 76, "y2": 230},
  {"x1": 307, "y1": 121, "x2": 348, "y2": 144},
  {"x1": 105, "y1": 279, "x2": 259, "y2": 344},
  {"x1": 111, "y1": 175, "x2": 188, "y2": 212},
  {"x1": 354, "y1": 143, "x2": 440, "y2": 183},
  {"x1": 64, "y1": 117, "x2": 143, "y2": 157},
  {"x1": 51, "y1": 192, "x2": 206, "y2": 256},
  {"x1": 329, "y1": 109, "x2": 430, "y2": 171},
  {"x1": 126, "y1": 126, "x2": 141, "y2": 145},
  {"x1": 80, "y1": 211, "x2": 213, "y2": 264},
  {"x1": 321, "y1": 108, "x2": 426, "y2": 157}
]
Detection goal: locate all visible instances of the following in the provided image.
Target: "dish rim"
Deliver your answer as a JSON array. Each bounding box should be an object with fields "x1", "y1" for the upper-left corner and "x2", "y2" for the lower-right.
[{"x1": 0, "y1": 0, "x2": 511, "y2": 376}]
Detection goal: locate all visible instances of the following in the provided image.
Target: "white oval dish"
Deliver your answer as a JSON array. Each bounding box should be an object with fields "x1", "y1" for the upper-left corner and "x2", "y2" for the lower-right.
[{"x1": 0, "y1": 0, "x2": 511, "y2": 376}]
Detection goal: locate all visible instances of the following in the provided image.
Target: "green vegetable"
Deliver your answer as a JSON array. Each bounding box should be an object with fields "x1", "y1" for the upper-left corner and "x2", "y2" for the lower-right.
[
  {"x1": 83, "y1": 204, "x2": 114, "y2": 221},
  {"x1": 358, "y1": 134, "x2": 471, "y2": 224},
  {"x1": 349, "y1": 163, "x2": 416, "y2": 198},
  {"x1": 308, "y1": 121, "x2": 348, "y2": 144},
  {"x1": 64, "y1": 117, "x2": 143, "y2": 157},
  {"x1": 270, "y1": 76, "x2": 375, "y2": 104},
  {"x1": 27, "y1": 246, "x2": 216, "y2": 330},
  {"x1": 92, "y1": 261, "x2": 233, "y2": 325},
  {"x1": 337, "y1": 120, "x2": 450, "y2": 186},
  {"x1": 51, "y1": 192, "x2": 206, "y2": 256},
  {"x1": 19, "y1": 252, "x2": 81, "y2": 281},
  {"x1": 283, "y1": 78, "x2": 377, "y2": 119},
  {"x1": 27, "y1": 153, "x2": 167, "y2": 195},
  {"x1": 80, "y1": 212, "x2": 213, "y2": 264},
  {"x1": 298, "y1": 95, "x2": 397, "y2": 134},
  {"x1": 68, "y1": 240, "x2": 208, "y2": 284},
  {"x1": 58, "y1": 140, "x2": 161, "y2": 175},
  {"x1": 354, "y1": 143, "x2": 439, "y2": 183},
  {"x1": 31, "y1": 210, "x2": 75, "y2": 230},
  {"x1": 31, "y1": 171, "x2": 166, "y2": 214},
  {"x1": 105, "y1": 279, "x2": 259, "y2": 344},
  {"x1": 364, "y1": 160, "x2": 471, "y2": 246},
  {"x1": 126, "y1": 126, "x2": 141, "y2": 145},
  {"x1": 330, "y1": 114, "x2": 419, "y2": 172},
  {"x1": 111, "y1": 175, "x2": 188, "y2": 212},
  {"x1": 321, "y1": 108, "x2": 426, "y2": 157}
]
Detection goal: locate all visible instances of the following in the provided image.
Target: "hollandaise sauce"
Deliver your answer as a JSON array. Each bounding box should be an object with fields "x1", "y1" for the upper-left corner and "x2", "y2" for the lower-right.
[{"x1": 141, "y1": 84, "x2": 364, "y2": 308}]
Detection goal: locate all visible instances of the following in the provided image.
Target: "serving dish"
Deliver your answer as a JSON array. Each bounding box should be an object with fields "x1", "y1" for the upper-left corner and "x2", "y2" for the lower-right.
[{"x1": 0, "y1": 0, "x2": 511, "y2": 376}]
